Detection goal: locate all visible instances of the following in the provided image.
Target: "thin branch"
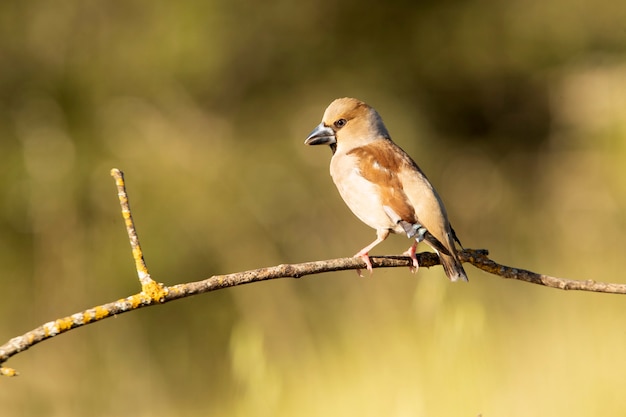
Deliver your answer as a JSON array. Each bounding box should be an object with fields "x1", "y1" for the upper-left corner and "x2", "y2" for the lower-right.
[
  {"x1": 1, "y1": 170, "x2": 625, "y2": 377},
  {"x1": 461, "y1": 251, "x2": 626, "y2": 293},
  {"x1": 110, "y1": 169, "x2": 168, "y2": 302}
]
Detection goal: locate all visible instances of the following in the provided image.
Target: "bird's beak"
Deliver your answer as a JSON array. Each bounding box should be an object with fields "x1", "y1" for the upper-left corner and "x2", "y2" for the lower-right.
[{"x1": 304, "y1": 123, "x2": 336, "y2": 146}]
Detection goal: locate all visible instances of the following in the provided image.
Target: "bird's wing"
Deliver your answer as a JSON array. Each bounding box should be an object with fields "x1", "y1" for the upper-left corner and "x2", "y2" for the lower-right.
[
  {"x1": 346, "y1": 140, "x2": 452, "y2": 255},
  {"x1": 388, "y1": 141, "x2": 458, "y2": 255},
  {"x1": 347, "y1": 141, "x2": 418, "y2": 226},
  {"x1": 450, "y1": 226, "x2": 463, "y2": 248}
]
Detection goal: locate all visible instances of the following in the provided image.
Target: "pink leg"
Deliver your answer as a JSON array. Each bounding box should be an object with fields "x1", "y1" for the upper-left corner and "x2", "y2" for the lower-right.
[
  {"x1": 403, "y1": 241, "x2": 419, "y2": 273},
  {"x1": 354, "y1": 229, "x2": 390, "y2": 276}
]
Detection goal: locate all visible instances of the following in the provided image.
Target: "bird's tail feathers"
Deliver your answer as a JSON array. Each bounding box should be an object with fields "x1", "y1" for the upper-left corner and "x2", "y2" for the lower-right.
[{"x1": 439, "y1": 252, "x2": 468, "y2": 282}]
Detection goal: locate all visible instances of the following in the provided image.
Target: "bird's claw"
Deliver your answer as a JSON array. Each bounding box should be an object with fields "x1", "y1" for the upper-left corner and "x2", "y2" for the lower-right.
[
  {"x1": 403, "y1": 244, "x2": 419, "y2": 274},
  {"x1": 354, "y1": 252, "x2": 373, "y2": 277}
]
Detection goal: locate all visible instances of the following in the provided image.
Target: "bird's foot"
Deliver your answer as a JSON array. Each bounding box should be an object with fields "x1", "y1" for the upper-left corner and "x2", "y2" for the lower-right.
[
  {"x1": 354, "y1": 252, "x2": 373, "y2": 277},
  {"x1": 403, "y1": 244, "x2": 419, "y2": 274}
]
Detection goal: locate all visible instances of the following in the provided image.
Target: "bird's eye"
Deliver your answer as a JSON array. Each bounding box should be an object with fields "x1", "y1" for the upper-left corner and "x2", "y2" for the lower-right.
[{"x1": 334, "y1": 119, "x2": 347, "y2": 129}]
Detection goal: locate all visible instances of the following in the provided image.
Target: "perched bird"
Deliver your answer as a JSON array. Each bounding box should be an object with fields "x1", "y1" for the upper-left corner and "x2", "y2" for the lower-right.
[{"x1": 304, "y1": 97, "x2": 468, "y2": 282}]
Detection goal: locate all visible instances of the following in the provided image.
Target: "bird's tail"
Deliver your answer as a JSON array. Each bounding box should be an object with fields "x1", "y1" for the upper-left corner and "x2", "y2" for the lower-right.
[{"x1": 439, "y1": 251, "x2": 468, "y2": 282}]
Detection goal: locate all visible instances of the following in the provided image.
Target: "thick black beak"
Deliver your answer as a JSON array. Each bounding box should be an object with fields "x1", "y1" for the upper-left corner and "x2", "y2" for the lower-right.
[{"x1": 304, "y1": 123, "x2": 336, "y2": 146}]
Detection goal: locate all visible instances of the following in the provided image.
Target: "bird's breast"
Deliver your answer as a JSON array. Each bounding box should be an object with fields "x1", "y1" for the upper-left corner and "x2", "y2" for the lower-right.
[{"x1": 329, "y1": 152, "x2": 399, "y2": 232}]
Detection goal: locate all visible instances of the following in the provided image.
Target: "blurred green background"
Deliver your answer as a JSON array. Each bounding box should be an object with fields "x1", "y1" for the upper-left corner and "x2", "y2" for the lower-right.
[{"x1": 1, "y1": 0, "x2": 626, "y2": 415}]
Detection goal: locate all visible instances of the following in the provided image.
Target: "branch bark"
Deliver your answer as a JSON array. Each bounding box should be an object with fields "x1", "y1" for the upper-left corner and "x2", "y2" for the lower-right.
[{"x1": 1, "y1": 169, "x2": 624, "y2": 377}]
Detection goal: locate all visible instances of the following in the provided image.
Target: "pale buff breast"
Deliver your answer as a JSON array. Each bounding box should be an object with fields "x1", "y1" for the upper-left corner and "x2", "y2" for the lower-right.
[{"x1": 329, "y1": 150, "x2": 405, "y2": 234}]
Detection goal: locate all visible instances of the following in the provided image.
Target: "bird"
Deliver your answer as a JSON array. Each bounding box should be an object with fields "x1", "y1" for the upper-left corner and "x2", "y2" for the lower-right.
[{"x1": 304, "y1": 97, "x2": 468, "y2": 282}]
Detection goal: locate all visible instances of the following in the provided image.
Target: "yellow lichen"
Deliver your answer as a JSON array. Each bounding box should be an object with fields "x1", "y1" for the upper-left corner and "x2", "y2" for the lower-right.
[
  {"x1": 132, "y1": 248, "x2": 147, "y2": 268},
  {"x1": 0, "y1": 367, "x2": 18, "y2": 377},
  {"x1": 55, "y1": 317, "x2": 74, "y2": 332},
  {"x1": 43, "y1": 321, "x2": 57, "y2": 336},
  {"x1": 127, "y1": 294, "x2": 144, "y2": 309},
  {"x1": 93, "y1": 306, "x2": 109, "y2": 320},
  {"x1": 142, "y1": 281, "x2": 168, "y2": 303}
]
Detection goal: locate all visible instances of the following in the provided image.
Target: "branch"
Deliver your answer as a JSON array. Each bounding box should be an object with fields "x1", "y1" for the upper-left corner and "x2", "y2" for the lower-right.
[
  {"x1": 1, "y1": 170, "x2": 624, "y2": 377},
  {"x1": 110, "y1": 169, "x2": 168, "y2": 300}
]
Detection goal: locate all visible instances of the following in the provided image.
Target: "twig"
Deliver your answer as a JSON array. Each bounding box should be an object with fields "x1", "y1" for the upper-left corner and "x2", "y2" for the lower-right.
[
  {"x1": 1, "y1": 169, "x2": 625, "y2": 377},
  {"x1": 110, "y1": 169, "x2": 168, "y2": 302},
  {"x1": 462, "y1": 251, "x2": 626, "y2": 293}
]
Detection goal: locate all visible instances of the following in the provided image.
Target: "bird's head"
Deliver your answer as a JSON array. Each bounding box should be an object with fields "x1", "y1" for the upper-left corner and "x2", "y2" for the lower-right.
[{"x1": 304, "y1": 97, "x2": 390, "y2": 153}]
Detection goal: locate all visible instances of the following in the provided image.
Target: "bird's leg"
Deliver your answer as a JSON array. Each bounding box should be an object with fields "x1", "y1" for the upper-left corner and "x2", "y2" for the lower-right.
[
  {"x1": 354, "y1": 229, "x2": 390, "y2": 276},
  {"x1": 403, "y1": 241, "x2": 419, "y2": 273}
]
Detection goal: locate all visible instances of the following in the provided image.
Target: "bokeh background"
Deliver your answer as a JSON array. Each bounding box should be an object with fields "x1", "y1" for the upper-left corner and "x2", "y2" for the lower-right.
[{"x1": 1, "y1": 0, "x2": 626, "y2": 415}]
